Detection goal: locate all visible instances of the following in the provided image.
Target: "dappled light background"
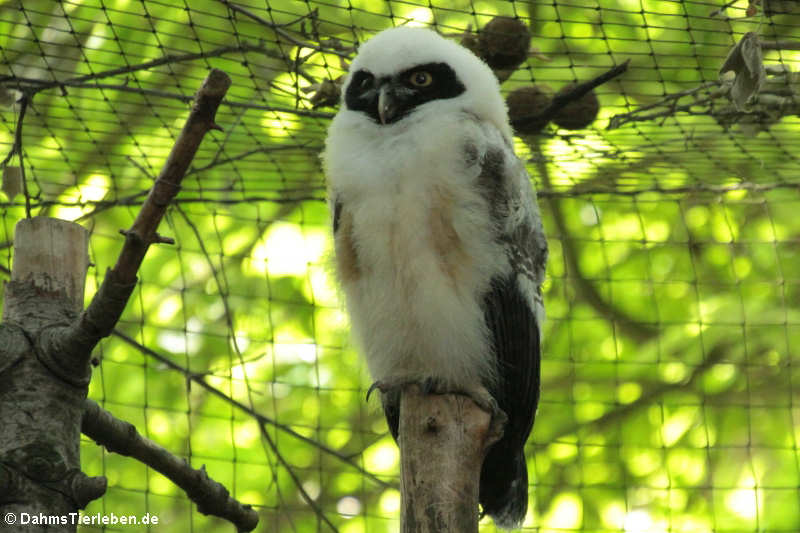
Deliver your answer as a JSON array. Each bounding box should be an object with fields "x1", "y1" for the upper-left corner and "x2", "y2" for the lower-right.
[{"x1": 0, "y1": 0, "x2": 798, "y2": 531}]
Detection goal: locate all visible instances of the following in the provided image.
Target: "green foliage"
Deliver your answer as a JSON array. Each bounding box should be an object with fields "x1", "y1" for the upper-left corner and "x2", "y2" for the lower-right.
[{"x1": 0, "y1": 0, "x2": 798, "y2": 531}]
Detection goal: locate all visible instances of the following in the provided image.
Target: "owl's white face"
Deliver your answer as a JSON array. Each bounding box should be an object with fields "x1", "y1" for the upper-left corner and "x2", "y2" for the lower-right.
[{"x1": 337, "y1": 27, "x2": 512, "y2": 140}]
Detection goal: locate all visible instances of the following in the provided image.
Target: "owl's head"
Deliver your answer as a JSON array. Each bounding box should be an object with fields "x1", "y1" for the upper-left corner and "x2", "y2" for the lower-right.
[{"x1": 339, "y1": 27, "x2": 511, "y2": 138}]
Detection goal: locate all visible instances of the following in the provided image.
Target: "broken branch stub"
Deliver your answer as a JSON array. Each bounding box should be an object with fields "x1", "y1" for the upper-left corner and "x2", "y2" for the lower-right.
[{"x1": 4, "y1": 217, "x2": 89, "y2": 318}]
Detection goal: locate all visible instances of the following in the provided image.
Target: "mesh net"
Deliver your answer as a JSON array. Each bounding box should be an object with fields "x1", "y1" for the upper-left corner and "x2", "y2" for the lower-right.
[{"x1": 0, "y1": 0, "x2": 798, "y2": 531}]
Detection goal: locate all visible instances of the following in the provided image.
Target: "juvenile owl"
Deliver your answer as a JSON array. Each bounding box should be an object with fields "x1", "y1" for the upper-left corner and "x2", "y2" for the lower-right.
[{"x1": 323, "y1": 26, "x2": 547, "y2": 529}]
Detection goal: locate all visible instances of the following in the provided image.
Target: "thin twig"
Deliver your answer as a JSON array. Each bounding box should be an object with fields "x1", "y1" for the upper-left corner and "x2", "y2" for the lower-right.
[
  {"x1": 609, "y1": 81, "x2": 722, "y2": 125},
  {"x1": 4, "y1": 76, "x2": 335, "y2": 119},
  {"x1": 1, "y1": 93, "x2": 32, "y2": 218},
  {"x1": 125, "y1": 155, "x2": 156, "y2": 180},
  {"x1": 172, "y1": 202, "x2": 344, "y2": 530},
  {"x1": 7, "y1": 177, "x2": 792, "y2": 222},
  {"x1": 760, "y1": 39, "x2": 800, "y2": 51},
  {"x1": 186, "y1": 142, "x2": 317, "y2": 176},
  {"x1": 260, "y1": 423, "x2": 340, "y2": 532},
  {"x1": 709, "y1": 0, "x2": 739, "y2": 17},
  {"x1": 607, "y1": 49, "x2": 800, "y2": 129},
  {"x1": 274, "y1": 9, "x2": 319, "y2": 29},
  {"x1": 0, "y1": 44, "x2": 275, "y2": 94},
  {"x1": 110, "y1": 329, "x2": 391, "y2": 489},
  {"x1": 217, "y1": 0, "x2": 351, "y2": 58},
  {"x1": 537, "y1": 180, "x2": 795, "y2": 198},
  {"x1": 608, "y1": 96, "x2": 719, "y2": 128}
]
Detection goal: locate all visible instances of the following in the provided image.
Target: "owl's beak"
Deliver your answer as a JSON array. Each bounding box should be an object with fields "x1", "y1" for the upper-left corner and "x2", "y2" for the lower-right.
[{"x1": 377, "y1": 84, "x2": 400, "y2": 125}]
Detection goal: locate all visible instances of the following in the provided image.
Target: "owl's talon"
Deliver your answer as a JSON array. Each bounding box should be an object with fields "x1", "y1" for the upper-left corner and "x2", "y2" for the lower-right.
[
  {"x1": 366, "y1": 377, "x2": 415, "y2": 402},
  {"x1": 365, "y1": 380, "x2": 383, "y2": 402}
]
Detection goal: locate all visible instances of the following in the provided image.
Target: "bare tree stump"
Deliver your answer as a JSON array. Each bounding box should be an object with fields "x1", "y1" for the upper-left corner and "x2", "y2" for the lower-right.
[
  {"x1": 0, "y1": 217, "x2": 103, "y2": 533},
  {"x1": 399, "y1": 386, "x2": 504, "y2": 532},
  {"x1": 4, "y1": 217, "x2": 89, "y2": 317}
]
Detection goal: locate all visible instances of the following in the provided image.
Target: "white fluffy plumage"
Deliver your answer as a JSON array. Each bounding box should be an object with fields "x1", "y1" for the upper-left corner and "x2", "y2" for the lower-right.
[{"x1": 323, "y1": 26, "x2": 547, "y2": 529}]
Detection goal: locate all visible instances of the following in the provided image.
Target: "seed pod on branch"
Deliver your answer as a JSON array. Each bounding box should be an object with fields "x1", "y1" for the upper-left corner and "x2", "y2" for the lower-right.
[
  {"x1": 553, "y1": 83, "x2": 600, "y2": 130},
  {"x1": 479, "y1": 17, "x2": 530, "y2": 70},
  {"x1": 462, "y1": 16, "x2": 531, "y2": 82},
  {"x1": 506, "y1": 85, "x2": 553, "y2": 135}
]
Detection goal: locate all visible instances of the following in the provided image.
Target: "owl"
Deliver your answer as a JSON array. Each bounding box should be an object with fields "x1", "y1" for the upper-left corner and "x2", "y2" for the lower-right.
[{"x1": 322, "y1": 26, "x2": 547, "y2": 529}]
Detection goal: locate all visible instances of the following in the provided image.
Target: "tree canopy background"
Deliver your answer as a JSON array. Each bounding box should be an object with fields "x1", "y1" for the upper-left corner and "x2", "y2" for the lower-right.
[{"x1": 0, "y1": 0, "x2": 798, "y2": 531}]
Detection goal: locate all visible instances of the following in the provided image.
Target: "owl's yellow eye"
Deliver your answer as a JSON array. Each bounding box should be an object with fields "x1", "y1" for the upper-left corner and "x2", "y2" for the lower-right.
[{"x1": 409, "y1": 71, "x2": 433, "y2": 87}]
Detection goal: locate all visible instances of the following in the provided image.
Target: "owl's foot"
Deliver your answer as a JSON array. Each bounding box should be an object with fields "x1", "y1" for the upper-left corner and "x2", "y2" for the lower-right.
[
  {"x1": 365, "y1": 376, "x2": 421, "y2": 402},
  {"x1": 366, "y1": 377, "x2": 506, "y2": 422}
]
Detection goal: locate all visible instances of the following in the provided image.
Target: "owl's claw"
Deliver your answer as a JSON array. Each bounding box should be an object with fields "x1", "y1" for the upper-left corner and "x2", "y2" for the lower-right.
[{"x1": 366, "y1": 376, "x2": 418, "y2": 402}]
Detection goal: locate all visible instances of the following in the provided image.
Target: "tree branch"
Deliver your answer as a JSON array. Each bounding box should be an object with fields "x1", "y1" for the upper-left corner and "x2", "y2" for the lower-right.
[
  {"x1": 0, "y1": 44, "x2": 268, "y2": 94},
  {"x1": 109, "y1": 329, "x2": 391, "y2": 489},
  {"x1": 186, "y1": 142, "x2": 319, "y2": 176},
  {"x1": 81, "y1": 399, "x2": 259, "y2": 532},
  {"x1": 104, "y1": 70, "x2": 229, "y2": 283},
  {"x1": 760, "y1": 39, "x2": 800, "y2": 51},
  {"x1": 37, "y1": 69, "x2": 230, "y2": 368},
  {"x1": 607, "y1": 81, "x2": 724, "y2": 129},
  {"x1": 1, "y1": 38, "x2": 337, "y2": 120},
  {"x1": 606, "y1": 43, "x2": 799, "y2": 130},
  {"x1": 537, "y1": 179, "x2": 789, "y2": 198},
  {"x1": 399, "y1": 386, "x2": 504, "y2": 532}
]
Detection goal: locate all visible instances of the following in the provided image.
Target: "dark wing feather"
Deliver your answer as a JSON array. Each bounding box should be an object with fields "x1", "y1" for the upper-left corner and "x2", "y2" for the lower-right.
[
  {"x1": 476, "y1": 135, "x2": 545, "y2": 529},
  {"x1": 479, "y1": 275, "x2": 541, "y2": 528},
  {"x1": 332, "y1": 196, "x2": 343, "y2": 234}
]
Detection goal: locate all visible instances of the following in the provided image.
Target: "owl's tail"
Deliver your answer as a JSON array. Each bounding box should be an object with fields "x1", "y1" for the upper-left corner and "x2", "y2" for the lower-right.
[{"x1": 479, "y1": 444, "x2": 528, "y2": 530}]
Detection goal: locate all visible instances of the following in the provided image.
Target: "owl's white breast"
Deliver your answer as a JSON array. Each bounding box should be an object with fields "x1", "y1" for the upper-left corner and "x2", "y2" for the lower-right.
[{"x1": 324, "y1": 110, "x2": 510, "y2": 387}]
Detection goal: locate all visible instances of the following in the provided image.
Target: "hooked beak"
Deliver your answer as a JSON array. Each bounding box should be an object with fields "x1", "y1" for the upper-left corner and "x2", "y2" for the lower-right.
[{"x1": 377, "y1": 84, "x2": 400, "y2": 125}]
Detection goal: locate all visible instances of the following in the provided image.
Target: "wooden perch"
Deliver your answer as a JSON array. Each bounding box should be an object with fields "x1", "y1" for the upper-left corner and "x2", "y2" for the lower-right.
[
  {"x1": 82, "y1": 400, "x2": 259, "y2": 532},
  {"x1": 398, "y1": 386, "x2": 505, "y2": 532}
]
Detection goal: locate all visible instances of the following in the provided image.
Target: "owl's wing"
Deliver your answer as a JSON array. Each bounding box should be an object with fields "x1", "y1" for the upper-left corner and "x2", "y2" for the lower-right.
[
  {"x1": 476, "y1": 135, "x2": 547, "y2": 527},
  {"x1": 332, "y1": 196, "x2": 343, "y2": 233}
]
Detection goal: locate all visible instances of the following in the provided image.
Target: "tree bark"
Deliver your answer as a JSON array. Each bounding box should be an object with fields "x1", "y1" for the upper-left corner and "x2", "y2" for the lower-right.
[
  {"x1": 0, "y1": 68, "x2": 247, "y2": 533},
  {"x1": 399, "y1": 386, "x2": 504, "y2": 533},
  {"x1": 0, "y1": 218, "x2": 103, "y2": 533}
]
